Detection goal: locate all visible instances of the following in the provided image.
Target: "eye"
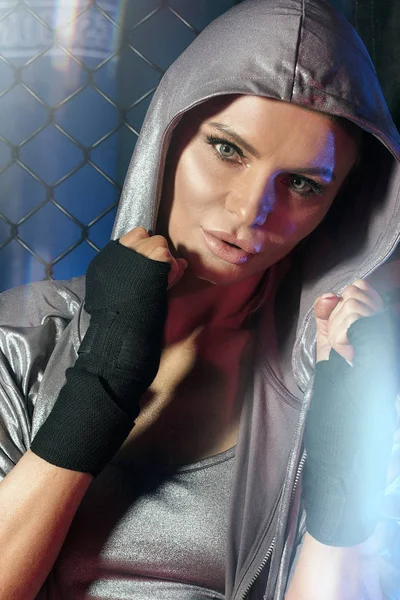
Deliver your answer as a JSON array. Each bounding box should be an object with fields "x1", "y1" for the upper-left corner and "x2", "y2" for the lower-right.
[
  {"x1": 205, "y1": 135, "x2": 244, "y2": 163},
  {"x1": 290, "y1": 175, "x2": 309, "y2": 192},
  {"x1": 216, "y1": 142, "x2": 237, "y2": 159},
  {"x1": 286, "y1": 174, "x2": 327, "y2": 198}
]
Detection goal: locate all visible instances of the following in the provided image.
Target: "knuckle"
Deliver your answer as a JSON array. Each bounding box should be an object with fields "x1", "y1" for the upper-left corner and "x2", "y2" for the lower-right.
[
  {"x1": 354, "y1": 278, "x2": 371, "y2": 292},
  {"x1": 341, "y1": 284, "x2": 359, "y2": 299},
  {"x1": 342, "y1": 297, "x2": 363, "y2": 312},
  {"x1": 120, "y1": 227, "x2": 148, "y2": 247},
  {"x1": 151, "y1": 235, "x2": 169, "y2": 247},
  {"x1": 151, "y1": 247, "x2": 171, "y2": 261}
]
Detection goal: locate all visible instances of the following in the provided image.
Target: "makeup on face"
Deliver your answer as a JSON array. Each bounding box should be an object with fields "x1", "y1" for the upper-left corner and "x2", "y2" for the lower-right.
[{"x1": 159, "y1": 95, "x2": 359, "y2": 286}]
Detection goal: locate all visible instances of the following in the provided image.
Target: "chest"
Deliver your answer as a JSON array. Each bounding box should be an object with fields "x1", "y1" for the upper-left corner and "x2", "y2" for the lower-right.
[
  {"x1": 115, "y1": 328, "x2": 254, "y2": 466},
  {"x1": 50, "y1": 442, "x2": 235, "y2": 599}
]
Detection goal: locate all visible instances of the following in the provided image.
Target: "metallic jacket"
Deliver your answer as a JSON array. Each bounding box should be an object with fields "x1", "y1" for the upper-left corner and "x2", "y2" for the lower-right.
[{"x1": 1, "y1": 1, "x2": 400, "y2": 597}]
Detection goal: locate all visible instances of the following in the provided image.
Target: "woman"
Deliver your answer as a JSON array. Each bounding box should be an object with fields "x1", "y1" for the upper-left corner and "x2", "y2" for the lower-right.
[{"x1": 0, "y1": 0, "x2": 399, "y2": 598}]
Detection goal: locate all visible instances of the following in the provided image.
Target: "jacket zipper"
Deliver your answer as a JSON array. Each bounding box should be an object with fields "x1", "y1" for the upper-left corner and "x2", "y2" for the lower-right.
[
  {"x1": 236, "y1": 230, "x2": 400, "y2": 599},
  {"x1": 238, "y1": 539, "x2": 276, "y2": 600},
  {"x1": 239, "y1": 193, "x2": 400, "y2": 600},
  {"x1": 237, "y1": 450, "x2": 307, "y2": 600},
  {"x1": 234, "y1": 227, "x2": 399, "y2": 600},
  {"x1": 289, "y1": 449, "x2": 306, "y2": 508}
]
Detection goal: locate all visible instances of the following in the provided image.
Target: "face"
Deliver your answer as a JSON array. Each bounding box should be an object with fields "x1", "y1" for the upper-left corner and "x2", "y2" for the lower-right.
[{"x1": 158, "y1": 95, "x2": 359, "y2": 286}]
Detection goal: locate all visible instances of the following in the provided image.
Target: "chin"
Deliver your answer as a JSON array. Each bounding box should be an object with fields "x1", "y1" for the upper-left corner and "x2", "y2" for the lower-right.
[{"x1": 190, "y1": 257, "x2": 256, "y2": 286}]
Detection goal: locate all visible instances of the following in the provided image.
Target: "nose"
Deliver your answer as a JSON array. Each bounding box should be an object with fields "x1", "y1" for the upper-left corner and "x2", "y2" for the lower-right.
[{"x1": 225, "y1": 170, "x2": 275, "y2": 228}]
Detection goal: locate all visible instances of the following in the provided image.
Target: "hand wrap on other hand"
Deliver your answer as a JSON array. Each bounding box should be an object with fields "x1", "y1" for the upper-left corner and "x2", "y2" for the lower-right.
[
  {"x1": 31, "y1": 240, "x2": 170, "y2": 476},
  {"x1": 303, "y1": 310, "x2": 399, "y2": 546}
]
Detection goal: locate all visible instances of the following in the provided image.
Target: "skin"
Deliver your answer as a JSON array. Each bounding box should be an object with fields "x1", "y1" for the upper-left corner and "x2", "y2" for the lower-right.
[
  {"x1": 157, "y1": 94, "x2": 358, "y2": 285},
  {"x1": 119, "y1": 96, "x2": 388, "y2": 592},
  {"x1": 315, "y1": 280, "x2": 384, "y2": 362},
  {"x1": 122, "y1": 95, "x2": 383, "y2": 360}
]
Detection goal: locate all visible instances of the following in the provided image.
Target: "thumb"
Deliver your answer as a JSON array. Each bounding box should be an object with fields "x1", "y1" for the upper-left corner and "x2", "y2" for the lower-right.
[
  {"x1": 314, "y1": 293, "x2": 340, "y2": 322},
  {"x1": 167, "y1": 258, "x2": 188, "y2": 289},
  {"x1": 314, "y1": 293, "x2": 341, "y2": 362}
]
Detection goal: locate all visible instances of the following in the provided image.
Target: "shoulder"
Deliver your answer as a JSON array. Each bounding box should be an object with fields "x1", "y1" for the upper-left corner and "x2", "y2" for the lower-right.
[
  {"x1": 0, "y1": 275, "x2": 86, "y2": 327},
  {"x1": 0, "y1": 277, "x2": 85, "y2": 478}
]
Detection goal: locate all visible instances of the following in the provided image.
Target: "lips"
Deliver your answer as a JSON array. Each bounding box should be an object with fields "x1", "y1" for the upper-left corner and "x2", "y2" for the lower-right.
[
  {"x1": 201, "y1": 229, "x2": 257, "y2": 265},
  {"x1": 203, "y1": 230, "x2": 257, "y2": 254}
]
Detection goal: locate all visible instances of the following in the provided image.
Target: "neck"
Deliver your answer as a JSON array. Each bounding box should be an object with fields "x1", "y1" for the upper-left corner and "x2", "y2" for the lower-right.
[{"x1": 164, "y1": 270, "x2": 268, "y2": 346}]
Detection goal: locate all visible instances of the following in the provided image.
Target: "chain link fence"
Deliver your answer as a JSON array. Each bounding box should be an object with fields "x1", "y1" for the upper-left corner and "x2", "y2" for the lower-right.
[
  {"x1": 0, "y1": 0, "x2": 239, "y2": 291},
  {"x1": 1, "y1": 0, "x2": 396, "y2": 292}
]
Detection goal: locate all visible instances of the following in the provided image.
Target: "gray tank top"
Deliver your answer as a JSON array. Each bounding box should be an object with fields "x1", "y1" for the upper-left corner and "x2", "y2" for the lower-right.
[{"x1": 48, "y1": 446, "x2": 236, "y2": 599}]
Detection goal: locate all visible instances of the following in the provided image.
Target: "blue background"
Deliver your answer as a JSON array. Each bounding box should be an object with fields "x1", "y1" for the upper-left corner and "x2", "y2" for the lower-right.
[{"x1": 0, "y1": 0, "x2": 371, "y2": 291}]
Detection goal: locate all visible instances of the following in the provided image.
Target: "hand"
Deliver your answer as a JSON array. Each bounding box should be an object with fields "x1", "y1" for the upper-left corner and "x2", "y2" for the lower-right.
[
  {"x1": 314, "y1": 279, "x2": 384, "y2": 363},
  {"x1": 304, "y1": 279, "x2": 398, "y2": 546},
  {"x1": 31, "y1": 228, "x2": 183, "y2": 476},
  {"x1": 120, "y1": 227, "x2": 188, "y2": 289}
]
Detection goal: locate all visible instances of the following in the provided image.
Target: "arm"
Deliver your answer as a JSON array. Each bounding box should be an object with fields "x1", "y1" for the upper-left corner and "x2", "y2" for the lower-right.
[
  {"x1": 0, "y1": 230, "x2": 185, "y2": 598},
  {"x1": 287, "y1": 281, "x2": 399, "y2": 599},
  {"x1": 0, "y1": 279, "x2": 90, "y2": 598},
  {"x1": 0, "y1": 451, "x2": 92, "y2": 600},
  {"x1": 285, "y1": 532, "x2": 383, "y2": 600}
]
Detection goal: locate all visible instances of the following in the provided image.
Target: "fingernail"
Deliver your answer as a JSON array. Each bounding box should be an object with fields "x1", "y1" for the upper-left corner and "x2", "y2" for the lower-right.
[{"x1": 320, "y1": 293, "x2": 337, "y2": 300}]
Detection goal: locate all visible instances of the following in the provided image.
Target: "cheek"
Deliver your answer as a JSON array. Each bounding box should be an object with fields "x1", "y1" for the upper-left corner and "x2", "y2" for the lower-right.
[
  {"x1": 173, "y1": 150, "x2": 226, "y2": 215},
  {"x1": 269, "y1": 199, "x2": 333, "y2": 240}
]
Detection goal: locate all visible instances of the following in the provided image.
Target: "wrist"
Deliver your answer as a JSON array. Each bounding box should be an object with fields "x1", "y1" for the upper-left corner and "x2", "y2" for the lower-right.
[
  {"x1": 30, "y1": 368, "x2": 136, "y2": 476},
  {"x1": 303, "y1": 348, "x2": 394, "y2": 546}
]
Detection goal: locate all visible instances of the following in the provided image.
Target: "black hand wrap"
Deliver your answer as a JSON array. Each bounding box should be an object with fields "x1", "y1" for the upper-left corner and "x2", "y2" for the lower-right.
[
  {"x1": 303, "y1": 310, "x2": 400, "y2": 546},
  {"x1": 30, "y1": 240, "x2": 170, "y2": 476}
]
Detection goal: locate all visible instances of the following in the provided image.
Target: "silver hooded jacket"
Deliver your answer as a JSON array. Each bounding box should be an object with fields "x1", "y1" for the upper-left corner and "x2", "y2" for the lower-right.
[{"x1": 1, "y1": 1, "x2": 400, "y2": 598}]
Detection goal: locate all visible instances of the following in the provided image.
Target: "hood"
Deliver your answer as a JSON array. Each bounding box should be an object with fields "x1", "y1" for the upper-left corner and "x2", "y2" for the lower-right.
[{"x1": 112, "y1": 0, "x2": 400, "y2": 391}]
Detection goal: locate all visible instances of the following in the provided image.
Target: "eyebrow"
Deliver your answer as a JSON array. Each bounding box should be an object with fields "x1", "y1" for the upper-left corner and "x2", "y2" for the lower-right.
[
  {"x1": 294, "y1": 167, "x2": 337, "y2": 182},
  {"x1": 207, "y1": 122, "x2": 262, "y2": 158},
  {"x1": 207, "y1": 121, "x2": 337, "y2": 182}
]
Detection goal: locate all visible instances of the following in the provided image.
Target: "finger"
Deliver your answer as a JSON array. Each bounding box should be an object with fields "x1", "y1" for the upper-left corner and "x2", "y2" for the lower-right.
[
  {"x1": 341, "y1": 280, "x2": 384, "y2": 312},
  {"x1": 314, "y1": 295, "x2": 341, "y2": 362},
  {"x1": 326, "y1": 281, "x2": 384, "y2": 339},
  {"x1": 167, "y1": 257, "x2": 178, "y2": 289},
  {"x1": 177, "y1": 258, "x2": 189, "y2": 272},
  {"x1": 119, "y1": 227, "x2": 149, "y2": 249},
  {"x1": 328, "y1": 300, "x2": 377, "y2": 347},
  {"x1": 149, "y1": 245, "x2": 173, "y2": 263},
  {"x1": 134, "y1": 235, "x2": 171, "y2": 260},
  {"x1": 167, "y1": 258, "x2": 188, "y2": 289},
  {"x1": 314, "y1": 294, "x2": 340, "y2": 321}
]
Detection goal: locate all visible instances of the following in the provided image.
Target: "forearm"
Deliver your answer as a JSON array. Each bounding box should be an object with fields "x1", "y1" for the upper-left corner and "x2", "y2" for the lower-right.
[
  {"x1": 285, "y1": 532, "x2": 383, "y2": 600},
  {"x1": 0, "y1": 450, "x2": 92, "y2": 600}
]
